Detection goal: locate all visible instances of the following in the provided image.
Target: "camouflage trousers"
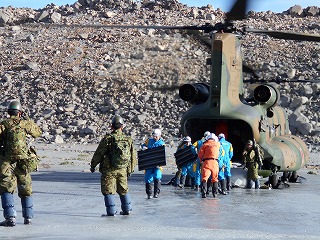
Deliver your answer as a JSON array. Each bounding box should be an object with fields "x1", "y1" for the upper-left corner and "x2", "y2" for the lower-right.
[
  {"x1": 0, "y1": 159, "x2": 33, "y2": 197},
  {"x1": 100, "y1": 168, "x2": 128, "y2": 195}
]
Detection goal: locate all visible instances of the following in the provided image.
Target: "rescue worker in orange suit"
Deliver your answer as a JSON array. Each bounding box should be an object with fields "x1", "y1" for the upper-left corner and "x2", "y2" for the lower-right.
[
  {"x1": 191, "y1": 131, "x2": 210, "y2": 191},
  {"x1": 198, "y1": 133, "x2": 222, "y2": 198}
]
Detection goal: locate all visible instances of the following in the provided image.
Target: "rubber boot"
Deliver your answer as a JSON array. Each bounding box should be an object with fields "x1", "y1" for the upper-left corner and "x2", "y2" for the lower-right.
[
  {"x1": 103, "y1": 194, "x2": 116, "y2": 216},
  {"x1": 212, "y1": 182, "x2": 219, "y2": 198},
  {"x1": 207, "y1": 181, "x2": 212, "y2": 196},
  {"x1": 174, "y1": 176, "x2": 180, "y2": 187},
  {"x1": 180, "y1": 175, "x2": 186, "y2": 189},
  {"x1": 190, "y1": 177, "x2": 195, "y2": 190},
  {"x1": 226, "y1": 176, "x2": 232, "y2": 191},
  {"x1": 201, "y1": 181, "x2": 207, "y2": 198},
  {"x1": 1, "y1": 193, "x2": 16, "y2": 227},
  {"x1": 173, "y1": 169, "x2": 181, "y2": 187},
  {"x1": 21, "y1": 196, "x2": 34, "y2": 224},
  {"x1": 146, "y1": 183, "x2": 153, "y2": 199},
  {"x1": 255, "y1": 179, "x2": 260, "y2": 189},
  {"x1": 219, "y1": 179, "x2": 228, "y2": 195},
  {"x1": 154, "y1": 179, "x2": 161, "y2": 198},
  {"x1": 120, "y1": 194, "x2": 132, "y2": 215}
]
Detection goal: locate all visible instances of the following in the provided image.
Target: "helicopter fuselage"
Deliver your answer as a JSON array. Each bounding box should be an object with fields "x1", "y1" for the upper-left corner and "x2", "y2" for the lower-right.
[{"x1": 179, "y1": 32, "x2": 309, "y2": 173}]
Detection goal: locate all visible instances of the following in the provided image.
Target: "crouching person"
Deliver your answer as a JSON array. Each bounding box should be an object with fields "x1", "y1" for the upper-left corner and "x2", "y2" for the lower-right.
[{"x1": 90, "y1": 115, "x2": 137, "y2": 216}]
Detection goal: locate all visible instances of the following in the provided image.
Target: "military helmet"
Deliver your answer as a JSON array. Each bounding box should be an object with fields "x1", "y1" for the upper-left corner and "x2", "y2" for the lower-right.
[
  {"x1": 8, "y1": 100, "x2": 22, "y2": 112},
  {"x1": 247, "y1": 140, "x2": 253, "y2": 145},
  {"x1": 111, "y1": 115, "x2": 124, "y2": 128}
]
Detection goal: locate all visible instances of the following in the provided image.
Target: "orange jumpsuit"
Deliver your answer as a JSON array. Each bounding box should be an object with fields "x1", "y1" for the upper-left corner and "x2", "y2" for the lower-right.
[{"x1": 198, "y1": 139, "x2": 221, "y2": 183}]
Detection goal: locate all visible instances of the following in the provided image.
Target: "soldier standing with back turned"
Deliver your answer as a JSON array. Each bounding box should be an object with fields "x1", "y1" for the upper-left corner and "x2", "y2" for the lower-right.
[
  {"x1": 0, "y1": 100, "x2": 42, "y2": 227},
  {"x1": 90, "y1": 115, "x2": 137, "y2": 216}
]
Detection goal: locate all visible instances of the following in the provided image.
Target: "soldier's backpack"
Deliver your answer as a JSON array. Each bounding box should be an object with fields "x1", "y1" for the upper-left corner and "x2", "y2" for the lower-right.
[
  {"x1": 2, "y1": 120, "x2": 28, "y2": 159},
  {"x1": 109, "y1": 133, "x2": 131, "y2": 169}
]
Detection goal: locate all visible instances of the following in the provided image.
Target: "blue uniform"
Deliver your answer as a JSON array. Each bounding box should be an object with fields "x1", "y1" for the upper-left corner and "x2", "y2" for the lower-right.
[
  {"x1": 180, "y1": 144, "x2": 197, "y2": 178},
  {"x1": 218, "y1": 137, "x2": 233, "y2": 179},
  {"x1": 192, "y1": 139, "x2": 205, "y2": 186},
  {"x1": 143, "y1": 138, "x2": 165, "y2": 183}
]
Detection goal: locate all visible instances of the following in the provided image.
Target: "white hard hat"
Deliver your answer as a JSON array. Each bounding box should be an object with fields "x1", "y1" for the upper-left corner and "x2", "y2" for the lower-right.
[
  {"x1": 218, "y1": 133, "x2": 225, "y2": 139},
  {"x1": 152, "y1": 129, "x2": 161, "y2": 137},
  {"x1": 183, "y1": 136, "x2": 191, "y2": 142},
  {"x1": 204, "y1": 131, "x2": 210, "y2": 137},
  {"x1": 206, "y1": 133, "x2": 216, "y2": 141}
]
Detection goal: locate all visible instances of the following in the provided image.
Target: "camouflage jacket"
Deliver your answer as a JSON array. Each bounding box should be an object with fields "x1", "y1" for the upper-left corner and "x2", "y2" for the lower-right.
[
  {"x1": 0, "y1": 115, "x2": 42, "y2": 160},
  {"x1": 91, "y1": 129, "x2": 137, "y2": 173},
  {"x1": 242, "y1": 144, "x2": 264, "y2": 164}
]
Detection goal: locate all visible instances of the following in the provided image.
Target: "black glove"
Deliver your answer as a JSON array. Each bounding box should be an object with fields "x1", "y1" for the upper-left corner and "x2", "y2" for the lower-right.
[{"x1": 90, "y1": 166, "x2": 95, "y2": 173}]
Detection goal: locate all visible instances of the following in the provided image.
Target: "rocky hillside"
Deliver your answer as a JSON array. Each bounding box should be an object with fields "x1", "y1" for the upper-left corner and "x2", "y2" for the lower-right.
[{"x1": 0, "y1": 0, "x2": 319, "y2": 152}]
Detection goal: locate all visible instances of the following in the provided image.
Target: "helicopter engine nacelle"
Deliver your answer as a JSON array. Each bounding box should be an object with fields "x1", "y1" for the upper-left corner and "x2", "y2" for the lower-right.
[
  {"x1": 253, "y1": 84, "x2": 279, "y2": 108},
  {"x1": 179, "y1": 83, "x2": 210, "y2": 104}
]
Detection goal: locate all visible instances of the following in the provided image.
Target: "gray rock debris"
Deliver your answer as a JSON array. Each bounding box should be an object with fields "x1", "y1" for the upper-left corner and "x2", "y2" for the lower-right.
[{"x1": 0, "y1": 1, "x2": 318, "y2": 152}]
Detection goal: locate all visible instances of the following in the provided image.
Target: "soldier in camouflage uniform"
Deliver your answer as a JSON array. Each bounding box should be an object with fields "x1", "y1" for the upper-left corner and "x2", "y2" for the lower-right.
[
  {"x1": 90, "y1": 115, "x2": 137, "y2": 216},
  {"x1": 0, "y1": 100, "x2": 42, "y2": 227},
  {"x1": 242, "y1": 140, "x2": 264, "y2": 189}
]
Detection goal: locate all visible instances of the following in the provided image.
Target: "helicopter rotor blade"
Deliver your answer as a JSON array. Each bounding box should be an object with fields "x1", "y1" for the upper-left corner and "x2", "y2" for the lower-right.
[
  {"x1": 226, "y1": 0, "x2": 248, "y2": 22},
  {"x1": 242, "y1": 64, "x2": 261, "y2": 79},
  {"x1": 186, "y1": 30, "x2": 212, "y2": 49},
  {"x1": 244, "y1": 28, "x2": 320, "y2": 42},
  {"x1": 39, "y1": 23, "x2": 216, "y2": 32},
  {"x1": 243, "y1": 79, "x2": 320, "y2": 84}
]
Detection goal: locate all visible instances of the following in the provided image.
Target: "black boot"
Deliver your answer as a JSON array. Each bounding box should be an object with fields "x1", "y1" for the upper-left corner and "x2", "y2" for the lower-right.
[
  {"x1": 206, "y1": 181, "x2": 212, "y2": 195},
  {"x1": 154, "y1": 179, "x2": 161, "y2": 198},
  {"x1": 0, "y1": 217, "x2": 16, "y2": 227},
  {"x1": 219, "y1": 179, "x2": 228, "y2": 195},
  {"x1": 146, "y1": 183, "x2": 153, "y2": 199},
  {"x1": 212, "y1": 182, "x2": 219, "y2": 198},
  {"x1": 180, "y1": 175, "x2": 186, "y2": 189},
  {"x1": 190, "y1": 177, "x2": 195, "y2": 190},
  {"x1": 226, "y1": 176, "x2": 232, "y2": 191},
  {"x1": 201, "y1": 181, "x2": 207, "y2": 198}
]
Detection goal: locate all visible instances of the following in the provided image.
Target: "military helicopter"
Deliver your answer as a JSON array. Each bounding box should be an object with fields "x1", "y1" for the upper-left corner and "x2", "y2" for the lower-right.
[
  {"x1": 176, "y1": 0, "x2": 320, "y2": 188},
  {"x1": 46, "y1": 0, "x2": 319, "y2": 188}
]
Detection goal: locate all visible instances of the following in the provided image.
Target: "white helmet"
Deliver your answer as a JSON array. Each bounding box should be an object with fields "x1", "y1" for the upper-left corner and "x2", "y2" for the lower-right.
[
  {"x1": 218, "y1": 133, "x2": 225, "y2": 140},
  {"x1": 183, "y1": 136, "x2": 191, "y2": 142},
  {"x1": 152, "y1": 129, "x2": 161, "y2": 137},
  {"x1": 204, "y1": 131, "x2": 210, "y2": 137},
  {"x1": 213, "y1": 135, "x2": 219, "y2": 142},
  {"x1": 206, "y1": 133, "x2": 216, "y2": 141}
]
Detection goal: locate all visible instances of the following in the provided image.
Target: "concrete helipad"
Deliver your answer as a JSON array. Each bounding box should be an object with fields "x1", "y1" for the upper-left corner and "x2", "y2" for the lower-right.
[{"x1": 1, "y1": 166, "x2": 320, "y2": 239}]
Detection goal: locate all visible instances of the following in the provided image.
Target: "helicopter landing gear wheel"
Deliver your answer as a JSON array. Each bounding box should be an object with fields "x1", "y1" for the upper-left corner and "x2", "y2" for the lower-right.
[
  {"x1": 289, "y1": 171, "x2": 298, "y2": 182},
  {"x1": 281, "y1": 172, "x2": 290, "y2": 182},
  {"x1": 269, "y1": 174, "x2": 279, "y2": 189}
]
